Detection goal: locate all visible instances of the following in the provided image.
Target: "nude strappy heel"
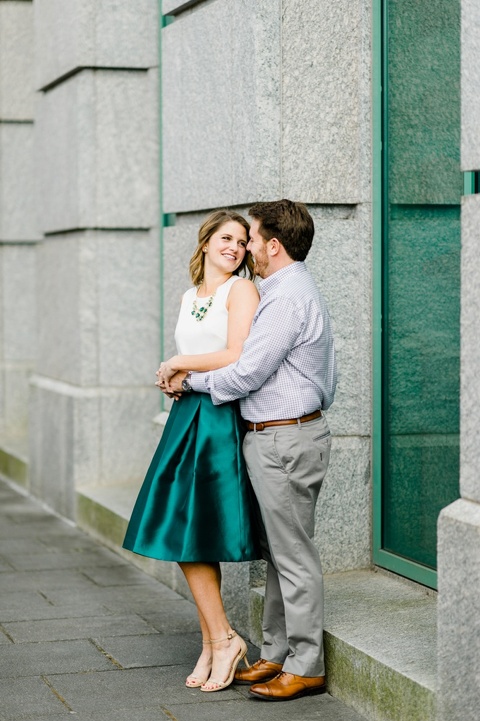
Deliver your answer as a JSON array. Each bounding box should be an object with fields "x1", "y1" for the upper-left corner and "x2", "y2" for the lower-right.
[
  {"x1": 185, "y1": 639, "x2": 212, "y2": 688},
  {"x1": 200, "y1": 630, "x2": 249, "y2": 693}
]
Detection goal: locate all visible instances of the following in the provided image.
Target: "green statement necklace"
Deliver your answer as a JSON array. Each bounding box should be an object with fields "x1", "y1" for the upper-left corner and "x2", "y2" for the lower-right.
[{"x1": 191, "y1": 290, "x2": 216, "y2": 322}]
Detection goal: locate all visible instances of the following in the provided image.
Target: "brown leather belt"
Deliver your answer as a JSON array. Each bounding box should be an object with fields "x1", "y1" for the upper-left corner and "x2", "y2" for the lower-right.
[{"x1": 245, "y1": 409, "x2": 322, "y2": 432}]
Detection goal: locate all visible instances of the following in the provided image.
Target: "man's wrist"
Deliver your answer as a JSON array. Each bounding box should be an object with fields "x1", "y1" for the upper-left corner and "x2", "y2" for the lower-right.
[
  {"x1": 181, "y1": 371, "x2": 192, "y2": 392},
  {"x1": 189, "y1": 371, "x2": 209, "y2": 393}
]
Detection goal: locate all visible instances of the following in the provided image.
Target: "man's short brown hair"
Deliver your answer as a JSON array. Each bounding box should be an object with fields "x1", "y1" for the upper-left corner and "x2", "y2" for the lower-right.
[{"x1": 248, "y1": 199, "x2": 314, "y2": 261}]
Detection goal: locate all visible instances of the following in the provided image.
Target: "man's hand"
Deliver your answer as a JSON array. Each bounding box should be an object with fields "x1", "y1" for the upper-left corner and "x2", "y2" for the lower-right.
[
  {"x1": 167, "y1": 370, "x2": 188, "y2": 397},
  {"x1": 155, "y1": 369, "x2": 187, "y2": 400}
]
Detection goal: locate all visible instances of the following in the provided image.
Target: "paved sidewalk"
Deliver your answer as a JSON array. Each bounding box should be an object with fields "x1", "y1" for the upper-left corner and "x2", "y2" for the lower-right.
[{"x1": 0, "y1": 479, "x2": 366, "y2": 721}]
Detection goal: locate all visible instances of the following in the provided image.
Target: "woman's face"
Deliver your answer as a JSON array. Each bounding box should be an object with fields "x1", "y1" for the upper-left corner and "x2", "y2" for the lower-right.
[{"x1": 204, "y1": 220, "x2": 248, "y2": 274}]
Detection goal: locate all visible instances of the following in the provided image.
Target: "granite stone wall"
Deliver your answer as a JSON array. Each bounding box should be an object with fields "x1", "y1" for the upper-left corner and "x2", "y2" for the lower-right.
[
  {"x1": 437, "y1": 1, "x2": 480, "y2": 717},
  {"x1": 1, "y1": 0, "x2": 374, "y2": 635},
  {"x1": 0, "y1": 1, "x2": 37, "y2": 436},
  {"x1": 161, "y1": 0, "x2": 373, "y2": 576},
  {"x1": 28, "y1": 0, "x2": 161, "y2": 517},
  {"x1": 437, "y1": 195, "x2": 480, "y2": 720}
]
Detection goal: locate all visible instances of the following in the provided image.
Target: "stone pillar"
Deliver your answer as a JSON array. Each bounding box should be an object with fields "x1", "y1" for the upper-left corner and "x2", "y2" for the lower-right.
[
  {"x1": 437, "y1": 1, "x2": 480, "y2": 718},
  {"x1": 29, "y1": 0, "x2": 161, "y2": 517},
  {"x1": 0, "y1": 1, "x2": 37, "y2": 438}
]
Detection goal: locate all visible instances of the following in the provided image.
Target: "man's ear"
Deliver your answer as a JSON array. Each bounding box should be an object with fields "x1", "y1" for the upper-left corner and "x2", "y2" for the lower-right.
[{"x1": 268, "y1": 237, "x2": 281, "y2": 256}]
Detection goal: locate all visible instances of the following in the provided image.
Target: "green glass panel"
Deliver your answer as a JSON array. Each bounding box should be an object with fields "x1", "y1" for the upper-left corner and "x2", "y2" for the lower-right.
[{"x1": 383, "y1": 0, "x2": 461, "y2": 570}]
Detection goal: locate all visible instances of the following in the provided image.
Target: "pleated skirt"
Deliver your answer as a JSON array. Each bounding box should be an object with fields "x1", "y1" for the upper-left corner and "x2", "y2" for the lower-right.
[{"x1": 123, "y1": 392, "x2": 260, "y2": 562}]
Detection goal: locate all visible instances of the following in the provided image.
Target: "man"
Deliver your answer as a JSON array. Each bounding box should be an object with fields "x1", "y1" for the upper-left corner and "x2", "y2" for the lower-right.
[{"x1": 169, "y1": 199, "x2": 336, "y2": 701}]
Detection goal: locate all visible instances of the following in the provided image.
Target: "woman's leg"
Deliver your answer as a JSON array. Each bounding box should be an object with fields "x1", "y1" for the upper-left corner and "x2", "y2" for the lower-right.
[
  {"x1": 179, "y1": 561, "x2": 248, "y2": 690},
  {"x1": 184, "y1": 605, "x2": 212, "y2": 687}
]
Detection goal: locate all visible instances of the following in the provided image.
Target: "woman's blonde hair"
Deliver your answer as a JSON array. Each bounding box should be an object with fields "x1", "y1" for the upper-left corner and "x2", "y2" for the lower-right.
[{"x1": 189, "y1": 210, "x2": 254, "y2": 286}]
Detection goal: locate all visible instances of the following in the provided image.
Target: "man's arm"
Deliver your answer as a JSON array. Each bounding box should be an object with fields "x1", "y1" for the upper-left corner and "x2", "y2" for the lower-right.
[{"x1": 188, "y1": 295, "x2": 302, "y2": 404}]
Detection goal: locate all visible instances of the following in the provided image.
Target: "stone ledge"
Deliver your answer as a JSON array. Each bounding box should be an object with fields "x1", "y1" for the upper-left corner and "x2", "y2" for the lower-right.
[
  {"x1": 0, "y1": 434, "x2": 28, "y2": 487},
  {"x1": 76, "y1": 482, "x2": 178, "y2": 592},
  {"x1": 251, "y1": 569, "x2": 437, "y2": 721}
]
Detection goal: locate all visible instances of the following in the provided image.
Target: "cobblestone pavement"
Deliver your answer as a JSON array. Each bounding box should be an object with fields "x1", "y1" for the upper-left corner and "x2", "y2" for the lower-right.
[{"x1": 0, "y1": 479, "x2": 366, "y2": 721}]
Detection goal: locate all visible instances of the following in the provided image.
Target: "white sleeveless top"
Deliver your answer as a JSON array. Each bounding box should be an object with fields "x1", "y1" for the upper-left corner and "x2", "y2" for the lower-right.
[{"x1": 174, "y1": 276, "x2": 240, "y2": 355}]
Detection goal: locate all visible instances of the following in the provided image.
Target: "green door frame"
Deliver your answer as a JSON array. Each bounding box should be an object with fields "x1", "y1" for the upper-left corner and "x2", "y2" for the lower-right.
[
  {"x1": 372, "y1": 0, "x2": 437, "y2": 589},
  {"x1": 159, "y1": 9, "x2": 176, "y2": 410},
  {"x1": 371, "y1": 0, "x2": 469, "y2": 590}
]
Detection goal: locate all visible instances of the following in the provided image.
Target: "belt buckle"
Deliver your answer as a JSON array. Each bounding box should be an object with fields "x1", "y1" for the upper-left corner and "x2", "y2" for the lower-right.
[{"x1": 254, "y1": 422, "x2": 265, "y2": 432}]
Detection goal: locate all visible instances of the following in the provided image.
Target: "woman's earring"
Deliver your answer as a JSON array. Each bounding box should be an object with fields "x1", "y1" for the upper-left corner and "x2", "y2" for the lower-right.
[{"x1": 203, "y1": 246, "x2": 208, "y2": 252}]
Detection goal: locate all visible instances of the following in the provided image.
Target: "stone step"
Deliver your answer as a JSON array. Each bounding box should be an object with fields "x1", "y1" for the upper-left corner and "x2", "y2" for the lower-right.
[{"x1": 251, "y1": 572, "x2": 437, "y2": 721}]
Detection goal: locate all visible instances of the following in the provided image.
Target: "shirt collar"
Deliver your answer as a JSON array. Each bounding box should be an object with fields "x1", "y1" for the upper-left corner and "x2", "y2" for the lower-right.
[{"x1": 259, "y1": 261, "x2": 306, "y2": 296}]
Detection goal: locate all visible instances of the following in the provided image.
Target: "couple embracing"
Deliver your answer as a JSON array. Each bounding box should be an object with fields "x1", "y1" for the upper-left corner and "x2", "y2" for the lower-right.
[{"x1": 123, "y1": 199, "x2": 337, "y2": 702}]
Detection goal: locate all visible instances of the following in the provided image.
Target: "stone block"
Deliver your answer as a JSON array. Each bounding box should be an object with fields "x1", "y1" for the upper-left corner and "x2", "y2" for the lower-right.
[
  {"x1": 0, "y1": 364, "x2": 33, "y2": 435},
  {"x1": 29, "y1": 376, "x2": 161, "y2": 517},
  {"x1": 315, "y1": 435, "x2": 371, "y2": 573},
  {"x1": 0, "y1": 677, "x2": 66, "y2": 718},
  {"x1": 162, "y1": 0, "x2": 196, "y2": 14},
  {"x1": 34, "y1": 0, "x2": 158, "y2": 90},
  {"x1": 0, "y1": 123, "x2": 38, "y2": 241},
  {"x1": 162, "y1": 0, "x2": 281, "y2": 212},
  {"x1": 0, "y1": 242, "x2": 36, "y2": 433},
  {"x1": 35, "y1": 69, "x2": 158, "y2": 233},
  {"x1": 36, "y1": 230, "x2": 160, "y2": 387},
  {"x1": 461, "y1": 0, "x2": 480, "y2": 170},
  {"x1": 249, "y1": 586, "x2": 265, "y2": 648},
  {"x1": 98, "y1": 389, "x2": 161, "y2": 484},
  {"x1": 0, "y1": 243, "x2": 36, "y2": 361},
  {"x1": 0, "y1": 445, "x2": 28, "y2": 487},
  {"x1": 161, "y1": 224, "x2": 198, "y2": 361},
  {"x1": 4, "y1": 613, "x2": 156, "y2": 643},
  {"x1": 96, "y1": 231, "x2": 160, "y2": 387},
  {"x1": 219, "y1": 561, "x2": 251, "y2": 637},
  {"x1": 460, "y1": 195, "x2": 480, "y2": 502},
  {"x1": 307, "y1": 204, "x2": 372, "y2": 438},
  {"x1": 0, "y1": 1, "x2": 34, "y2": 120},
  {"x1": 281, "y1": 0, "x2": 367, "y2": 203},
  {"x1": 438, "y1": 498, "x2": 480, "y2": 721},
  {"x1": 46, "y1": 667, "x2": 239, "y2": 713},
  {"x1": 0, "y1": 638, "x2": 113, "y2": 678}
]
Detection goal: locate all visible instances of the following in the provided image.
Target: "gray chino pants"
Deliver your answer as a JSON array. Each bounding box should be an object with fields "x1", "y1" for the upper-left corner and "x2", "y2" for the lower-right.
[{"x1": 243, "y1": 415, "x2": 331, "y2": 677}]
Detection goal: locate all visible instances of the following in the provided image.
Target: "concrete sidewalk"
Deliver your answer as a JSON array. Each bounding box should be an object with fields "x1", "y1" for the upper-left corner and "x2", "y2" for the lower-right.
[{"x1": 0, "y1": 478, "x2": 366, "y2": 721}]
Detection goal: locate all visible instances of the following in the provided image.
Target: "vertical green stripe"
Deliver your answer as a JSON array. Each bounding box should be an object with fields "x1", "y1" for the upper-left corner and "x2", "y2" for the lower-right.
[
  {"x1": 158, "y1": 11, "x2": 175, "y2": 411},
  {"x1": 463, "y1": 171, "x2": 476, "y2": 195},
  {"x1": 372, "y1": 0, "x2": 383, "y2": 567},
  {"x1": 372, "y1": 0, "x2": 441, "y2": 589}
]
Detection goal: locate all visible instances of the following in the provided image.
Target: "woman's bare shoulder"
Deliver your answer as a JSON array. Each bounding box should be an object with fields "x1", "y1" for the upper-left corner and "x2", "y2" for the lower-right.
[{"x1": 229, "y1": 277, "x2": 259, "y2": 298}]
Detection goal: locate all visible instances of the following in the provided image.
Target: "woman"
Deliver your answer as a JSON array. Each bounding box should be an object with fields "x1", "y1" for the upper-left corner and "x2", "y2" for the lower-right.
[{"x1": 123, "y1": 210, "x2": 260, "y2": 693}]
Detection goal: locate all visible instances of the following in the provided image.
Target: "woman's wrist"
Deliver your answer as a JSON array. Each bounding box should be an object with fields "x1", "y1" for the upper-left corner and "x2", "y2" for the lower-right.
[{"x1": 169, "y1": 355, "x2": 181, "y2": 372}]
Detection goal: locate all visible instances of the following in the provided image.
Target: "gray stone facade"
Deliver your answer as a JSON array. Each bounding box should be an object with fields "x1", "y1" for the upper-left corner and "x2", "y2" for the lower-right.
[
  {"x1": 436, "y1": 2, "x2": 480, "y2": 717},
  {"x1": 0, "y1": 1, "x2": 37, "y2": 437},
  {"x1": 0, "y1": 0, "x2": 479, "y2": 718},
  {"x1": 161, "y1": 0, "x2": 373, "y2": 576}
]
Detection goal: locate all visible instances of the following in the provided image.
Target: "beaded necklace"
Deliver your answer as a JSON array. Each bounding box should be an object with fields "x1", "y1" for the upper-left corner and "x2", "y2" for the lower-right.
[{"x1": 191, "y1": 290, "x2": 216, "y2": 322}]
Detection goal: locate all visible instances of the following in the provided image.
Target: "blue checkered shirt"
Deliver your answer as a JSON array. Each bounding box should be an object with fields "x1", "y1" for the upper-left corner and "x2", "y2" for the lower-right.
[{"x1": 189, "y1": 261, "x2": 337, "y2": 423}]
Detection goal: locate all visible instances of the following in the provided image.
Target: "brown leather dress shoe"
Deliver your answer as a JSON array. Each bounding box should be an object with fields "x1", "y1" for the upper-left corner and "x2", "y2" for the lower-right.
[
  {"x1": 249, "y1": 671, "x2": 326, "y2": 701},
  {"x1": 234, "y1": 658, "x2": 283, "y2": 685}
]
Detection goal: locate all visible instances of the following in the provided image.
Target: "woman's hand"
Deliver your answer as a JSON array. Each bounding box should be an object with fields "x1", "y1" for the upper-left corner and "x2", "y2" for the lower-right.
[
  {"x1": 156, "y1": 357, "x2": 179, "y2": 385},
  {"x1": 155, "y1": 365, "x2": 186, "y2": 399}
]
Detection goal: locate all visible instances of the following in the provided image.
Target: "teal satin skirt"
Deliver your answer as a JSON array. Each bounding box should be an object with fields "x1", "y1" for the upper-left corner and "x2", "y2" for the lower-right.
[{"x1": 123, "y1": 392, "x2": 260, "y2": 562}]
